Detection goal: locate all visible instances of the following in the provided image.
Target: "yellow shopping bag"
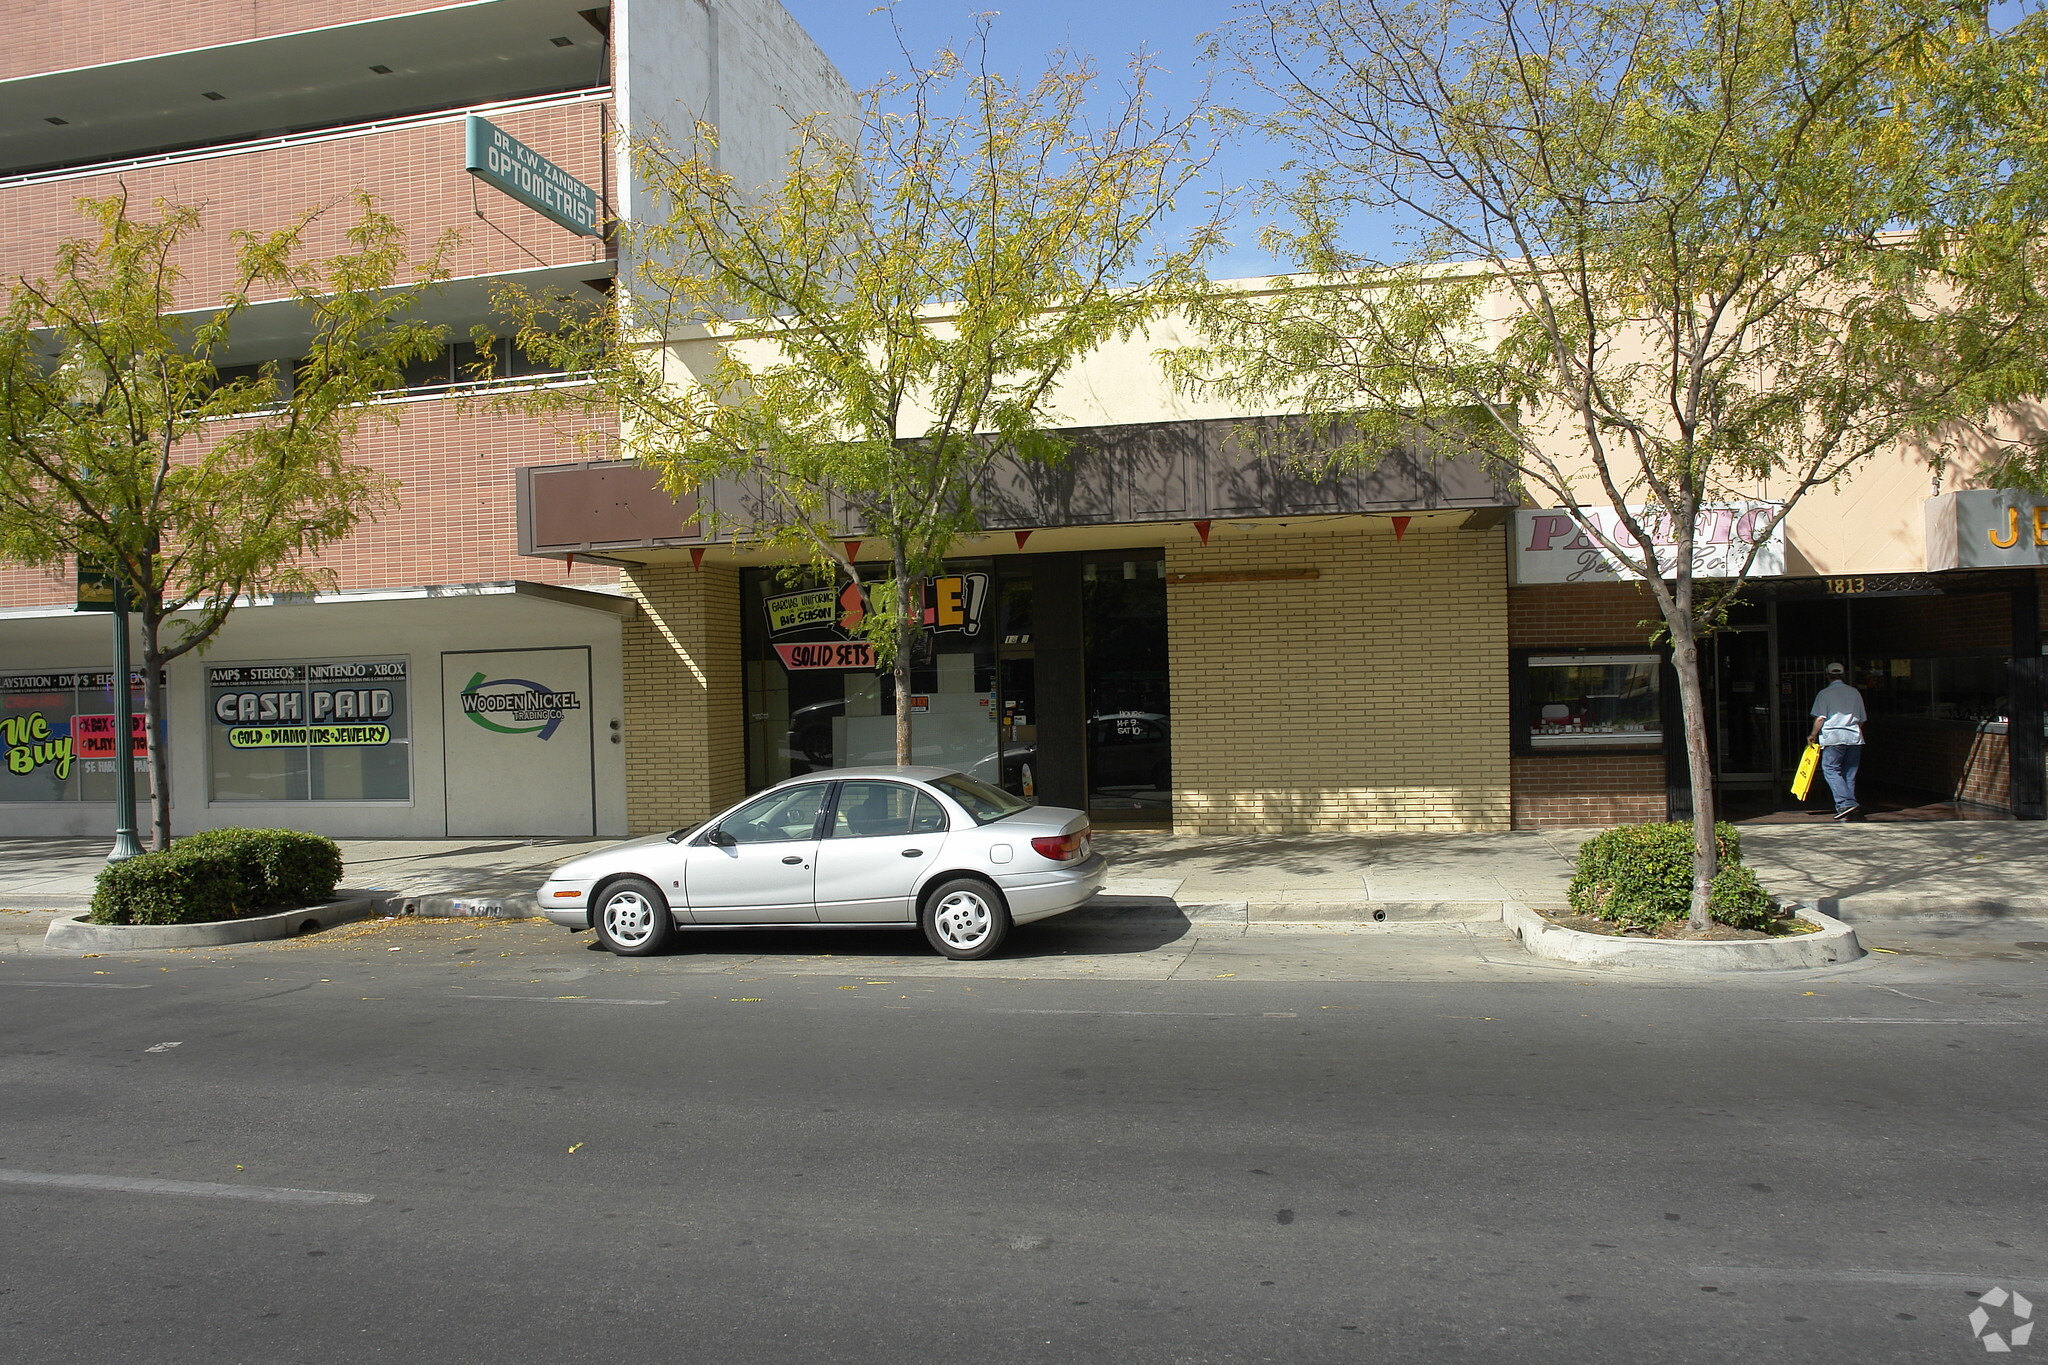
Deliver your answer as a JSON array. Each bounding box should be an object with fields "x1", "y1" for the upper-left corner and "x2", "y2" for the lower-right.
[{"x1": 1790, "y1": 742, "x2": 1821, "y2": 801}]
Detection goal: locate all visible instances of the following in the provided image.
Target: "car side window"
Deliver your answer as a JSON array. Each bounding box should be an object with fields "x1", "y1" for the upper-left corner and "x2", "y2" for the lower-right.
[
  {"x1": 827, "y1": 782, "x2": 949, "y2": 838},
  {"x1": 910, "y1": 792, "x2": 948, "y2": 834},
  {"x1": 718, "y1": 785, "x2": 827, "y2": 844}
]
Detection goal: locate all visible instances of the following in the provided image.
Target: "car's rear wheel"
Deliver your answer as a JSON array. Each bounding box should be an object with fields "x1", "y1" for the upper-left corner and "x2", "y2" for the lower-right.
[
  {"x1": 593, "y1": 877, "x2": 675, "y2": 956},
  {"x1": 920, "y1": 878, "x2": 1011, "y2": 961}
]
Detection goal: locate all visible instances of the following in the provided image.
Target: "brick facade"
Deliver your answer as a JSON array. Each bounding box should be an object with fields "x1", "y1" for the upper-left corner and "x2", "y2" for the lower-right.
[
  {"x1": 1507, "y1": 582, "x2": 1664, "y2": 649},
  {"x1": 0, "y1": 402, "x2": 620, "y2": 609},
  {"x1": 620, "y1": 562, "x2": 746, "y2": 834},
  {"x1": 1510, "y1": 754, "x2": 1666, "y2": 828},
  {"x1": 1883, "y1": 719, "x2": 2010, "y2": 810},
  {"x1": 1854, "y1": 589, "x2": 2009, "y2": 655},
  {"x1": 0, "y1": 98, "x2": 610, "y2": 311},
  {"x1": 1508, "y1": 582, "x2": 1670, "y2": 827},
  {"x1": 1164, "y1": 523, "x2": 1511, "y2": 834}
]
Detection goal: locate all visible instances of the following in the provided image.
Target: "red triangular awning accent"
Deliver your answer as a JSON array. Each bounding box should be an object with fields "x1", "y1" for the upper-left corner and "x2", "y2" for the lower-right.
[
  {"x1": 1391, "y1": 516, "x2": 1412, "y2": 541},
  {"x1": 844, "y1": 540, "x2": 861, "y2": 562},
  {"x1": 1194, "y1": 520, "x2": 1212, "y2": 546},
  {"x1": 689, "y1": 546, "x2": 707, "y2": 570},
  {"x1": 1014, "y1": 530, "x2": 1033, "y2": 549}
]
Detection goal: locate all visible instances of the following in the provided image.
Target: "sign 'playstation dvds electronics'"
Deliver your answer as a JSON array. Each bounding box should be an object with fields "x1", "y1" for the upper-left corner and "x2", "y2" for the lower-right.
[{"x1": 464, "y1": 115, "x2": 602, "y2": 238}]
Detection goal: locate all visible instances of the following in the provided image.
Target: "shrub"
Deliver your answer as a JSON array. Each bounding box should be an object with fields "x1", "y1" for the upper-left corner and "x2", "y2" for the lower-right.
[
  {"x1": 1708, "y1": 861, "x2": 1779, "y2": 932},
  {"x1": 90, "y1": 828, "x2": 343, "y2": 926},
  {"x1": 172, "y1": 827, "x2": 343, "y2": 906},
  {"x1": 1567, "y1": 820, "x2": 1776, "y2": 931}
]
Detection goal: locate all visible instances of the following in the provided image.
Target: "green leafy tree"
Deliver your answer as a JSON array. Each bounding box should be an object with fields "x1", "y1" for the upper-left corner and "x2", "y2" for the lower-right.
[
  {"x1": 1943, "y1": 2, "x2": 2048, "y2": 490},
  {"x1": 0, "y1": 194, "x2": 449, "y2": 848},
  {"x1": 1170, "y1": 0, "x2": 2036, "y2": 927},
  {"x1": 498, "y1": 25, "x2": 1221, "y2": 763}
]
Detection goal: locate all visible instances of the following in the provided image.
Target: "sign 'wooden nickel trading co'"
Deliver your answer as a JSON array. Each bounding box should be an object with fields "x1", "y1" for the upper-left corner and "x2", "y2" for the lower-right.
[{"x1": 463, "y1": 115, "x2": 602, "y2": 238}]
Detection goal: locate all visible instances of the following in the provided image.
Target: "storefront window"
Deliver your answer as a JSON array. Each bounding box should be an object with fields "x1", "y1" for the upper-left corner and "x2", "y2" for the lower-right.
[
  {"x1": 1847, "y1": 654, "x2": 2009, "y2": 726},
  {"x1": 742, "y1": 567, "x2": 999, "y2": 788},
  {"x1": 1525, "y1": 653, "x2": 1662, "y2": 747},
  {"x1": 206, "y1": 658, "x2": 410, "y2": 802},
  {"x1": 0, "y1": 670, "x2": 152, "y2": 802}
]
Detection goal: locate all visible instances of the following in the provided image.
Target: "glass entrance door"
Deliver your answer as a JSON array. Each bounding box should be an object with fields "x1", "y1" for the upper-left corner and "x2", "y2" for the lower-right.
[
  {"x1": 1082, "y1": 554, "x2": 1170, "y2": 824},
  {"x1": 1712, "y1": 627, "x2": 1777, "y2": 790}
]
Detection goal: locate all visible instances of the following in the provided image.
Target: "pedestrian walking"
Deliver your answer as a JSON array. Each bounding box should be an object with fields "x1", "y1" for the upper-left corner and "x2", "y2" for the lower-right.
[{"x1": 1807, "y1": 662, "x2": 1866, "y2": 819}]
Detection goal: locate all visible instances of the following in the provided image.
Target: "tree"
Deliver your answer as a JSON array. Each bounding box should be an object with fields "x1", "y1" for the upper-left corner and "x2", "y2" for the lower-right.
[
  {"x1": 1169, "y1": 0, "x2": 2035, "y2": 927},
  {"x1": 0, "y1": 194, "x2": 449, "y2": 848},
  {"x1": 497, "y1": 24, "x2": 1221, "y2": 763},
  {"x1": 1940, "y1": 2, "x2": 2048, "y2": 491}
]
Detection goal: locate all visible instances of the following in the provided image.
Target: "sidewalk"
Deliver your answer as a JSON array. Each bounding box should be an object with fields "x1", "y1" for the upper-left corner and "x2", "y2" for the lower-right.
[{"x1": 3, "y1": 821, "x2": 2043, "y2": 927}]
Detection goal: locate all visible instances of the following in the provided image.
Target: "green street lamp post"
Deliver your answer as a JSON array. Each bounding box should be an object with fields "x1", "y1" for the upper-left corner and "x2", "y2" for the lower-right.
[
  {"x1": 77, "y1": 555, "x2": 143, "y2": 862},
  {"x1": 107, "y1": 571, "x2": 143, "y2": 863}
]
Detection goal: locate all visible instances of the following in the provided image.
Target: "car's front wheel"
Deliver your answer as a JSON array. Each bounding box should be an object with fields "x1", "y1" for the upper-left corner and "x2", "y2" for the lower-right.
[
  {"x1": 593, "y1": 876, "x2": 675, "y2": 956},
  {"x1": 920, "y1": 878, "x2": 1011, "y2": 961}
]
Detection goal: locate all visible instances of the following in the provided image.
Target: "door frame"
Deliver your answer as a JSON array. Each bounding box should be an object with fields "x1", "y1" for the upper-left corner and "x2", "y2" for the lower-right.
[{"x1": 439, "y1": 645, "x2": 597, "y2": 837}]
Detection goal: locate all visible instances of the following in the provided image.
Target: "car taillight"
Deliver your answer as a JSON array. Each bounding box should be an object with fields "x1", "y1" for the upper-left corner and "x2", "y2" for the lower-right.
[{"x1": 1031, "y1": 830, "x2": 1088, "y2": 862}]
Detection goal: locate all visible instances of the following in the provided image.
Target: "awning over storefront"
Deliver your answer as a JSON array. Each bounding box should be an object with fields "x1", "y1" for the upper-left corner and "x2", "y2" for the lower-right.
[{"x1": 516, "y1": 414, "x2": 1517, "y2": 561}]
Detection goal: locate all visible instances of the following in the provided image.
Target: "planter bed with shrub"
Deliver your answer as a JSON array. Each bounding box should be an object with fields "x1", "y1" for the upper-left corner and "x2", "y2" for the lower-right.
[
  {"x1": 89, "y1": 828, "x2": 344, "y2": 926},
  {"x1": 1506, "y1": 820, "x2": 1862, "y2": 970},
  {"x1": 1564, "y1": 820, "x2": 1809, "y2": 939}
]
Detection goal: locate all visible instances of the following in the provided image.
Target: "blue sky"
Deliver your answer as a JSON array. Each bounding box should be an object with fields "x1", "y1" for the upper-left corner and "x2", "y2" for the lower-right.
[
  {"x1": 775, "y1": 1, "x2": 2047, "y2": 280},
  {"x1": 775, "y1": 1, "x2": 1287, "y2": 278}
]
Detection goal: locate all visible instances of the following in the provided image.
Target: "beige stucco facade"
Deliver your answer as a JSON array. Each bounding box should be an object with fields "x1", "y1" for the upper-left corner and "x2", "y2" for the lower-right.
[{"x1": 597, "y1": 273, "x2": 2041, "y2": 836}]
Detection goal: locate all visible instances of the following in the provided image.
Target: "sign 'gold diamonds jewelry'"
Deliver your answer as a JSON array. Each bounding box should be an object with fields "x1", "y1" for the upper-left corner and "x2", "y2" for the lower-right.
[{"x1": 463, "y1": 115, "x2": 601, "y2": 238}]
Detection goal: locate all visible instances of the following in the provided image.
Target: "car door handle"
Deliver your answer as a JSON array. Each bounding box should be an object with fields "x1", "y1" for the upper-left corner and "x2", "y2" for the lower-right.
[
  {"x1": 782, "y1": 855, "x2": 804, "y2": 865},
  {"x1": 902, "y1": 849, "x2": 923, "y2": 857}
]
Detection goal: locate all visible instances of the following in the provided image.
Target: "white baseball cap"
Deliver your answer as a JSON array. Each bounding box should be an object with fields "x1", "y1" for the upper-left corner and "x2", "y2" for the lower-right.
[{"x1": 1825, "y1": 662, "x2": 1845, "y2": 676}]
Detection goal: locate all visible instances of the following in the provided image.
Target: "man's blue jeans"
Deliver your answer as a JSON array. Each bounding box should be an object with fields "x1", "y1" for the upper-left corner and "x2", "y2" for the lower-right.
[{"x1": 1820, "y1": 743, "x2": 1862, "y2": 813}]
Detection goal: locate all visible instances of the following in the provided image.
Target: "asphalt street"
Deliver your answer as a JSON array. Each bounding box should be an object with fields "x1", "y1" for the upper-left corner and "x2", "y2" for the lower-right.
[{"x1": 3, "y1": 914, "x2": 2045, "y2": 1364}]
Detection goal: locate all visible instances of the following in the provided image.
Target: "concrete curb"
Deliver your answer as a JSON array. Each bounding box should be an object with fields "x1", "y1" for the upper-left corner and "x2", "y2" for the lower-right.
[
  {"x1": 380, "y1": 894, "x2": 542, "y2": 919},
  {"x1": 1505, "y1": 902, "x2": 1862, "y2": 971},
  {"x1": 1066, "y1": 898, "x2": 1509, "y2": 930},
  {"x1": 1819, "y1": 896, "x2": 2048, "y2": 922},
  {"x1": 1246, "y1": 900, "x2": 1506, "y2": 923},
  {"x1": 43, "y1": 895, "x2": 383, "y2": 952}
]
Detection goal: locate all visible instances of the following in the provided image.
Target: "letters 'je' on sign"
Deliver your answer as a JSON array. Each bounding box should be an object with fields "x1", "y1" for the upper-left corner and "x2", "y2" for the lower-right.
[{"x1": 463, "y1": 115, "x2": 601, "y2": 238}]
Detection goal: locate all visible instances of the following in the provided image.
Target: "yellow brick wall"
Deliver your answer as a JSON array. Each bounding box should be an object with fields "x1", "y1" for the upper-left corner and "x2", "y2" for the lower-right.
[
  {"x1": 620, "y1": 563, "x2": 747, "y2": 833},
  {"x1": 1166, "y1": 523, "x2": 1511, "y2": 833}
]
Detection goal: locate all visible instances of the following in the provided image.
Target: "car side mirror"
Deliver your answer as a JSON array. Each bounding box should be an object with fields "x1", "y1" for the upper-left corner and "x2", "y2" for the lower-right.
[{"x1": 706, "y1": 827, "x2": 737, "y2": 847}]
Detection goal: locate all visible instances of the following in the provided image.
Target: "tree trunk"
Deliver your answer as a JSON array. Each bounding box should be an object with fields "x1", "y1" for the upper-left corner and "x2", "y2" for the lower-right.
[
  {"x1": 1665, "y1": 615, "x2": 1717, "y2": 930},
  {"x1": 139, "y1": 610, "x2": 173, "y2": 851},
  {"x1": 892, "y1": 550, "x2": 915, "y2": 765}
]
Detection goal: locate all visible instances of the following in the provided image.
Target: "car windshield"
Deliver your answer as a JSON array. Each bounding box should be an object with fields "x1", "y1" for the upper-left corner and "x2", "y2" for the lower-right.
[{"x1": 932, "y1": 773, "x2": 1032, "y2": 826}]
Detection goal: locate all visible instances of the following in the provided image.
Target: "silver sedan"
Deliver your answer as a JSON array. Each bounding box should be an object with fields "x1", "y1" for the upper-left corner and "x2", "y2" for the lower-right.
[{"x1": 538, "y1": 766, "x2": 1108, "y2": 960}]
